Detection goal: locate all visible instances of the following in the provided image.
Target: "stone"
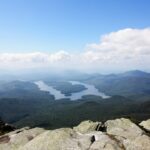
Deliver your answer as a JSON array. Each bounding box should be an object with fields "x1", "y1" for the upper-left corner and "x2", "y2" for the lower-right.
[
  {"x1": 123, "y1": 135, "x2": 150, "y2": 150},
  {"x1": 139, "y1": 119, "x2": 150, "y2": 131},
  {"x1": 73, "y1": 120, "x2": 101, "y2": 134},
  {"x1": 1, "y1": 118, "x2": 150, "y2": 150},
  {"x1": 87, "y1": 131, "x2": 123, "y2": 150},
  {"x1": 20, "y1": 128, "x2": 92, "y2": 150},
  {"x1": 0, "y1": 127, "x2": 45, "y2": 150},
  {"x1": 105, "y1": 118, "x2": 143, "y2": 140}
]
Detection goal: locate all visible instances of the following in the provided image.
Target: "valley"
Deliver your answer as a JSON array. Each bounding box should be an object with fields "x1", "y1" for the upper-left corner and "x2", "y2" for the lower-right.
[{"x1": 0, "y1": 70, "x2": 150, "y2": 130}]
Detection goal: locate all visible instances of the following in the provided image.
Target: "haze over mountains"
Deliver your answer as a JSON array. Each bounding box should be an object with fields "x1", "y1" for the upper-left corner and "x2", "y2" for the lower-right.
[
  {"x1": 0, "y1": 70, "x2": 150, "y2": 129},
  {"x1": 1, "y1": 69, "x2": 150, "y2": 99}
]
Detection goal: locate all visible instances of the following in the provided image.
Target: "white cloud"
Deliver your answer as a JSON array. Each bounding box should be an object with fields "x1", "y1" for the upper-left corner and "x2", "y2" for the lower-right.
[
  {"x1": 0, "y1": 51, "x2": 70, "y2": 64},
  {"x1": 87, "y1": 28, "x2": 150, "y2": 55},
  {"x1": 0, "y1": 28, "x2": 150, "y2": 73},
  {"x1": 84, "y1": 28, "x2": 150, "y2": 71}
]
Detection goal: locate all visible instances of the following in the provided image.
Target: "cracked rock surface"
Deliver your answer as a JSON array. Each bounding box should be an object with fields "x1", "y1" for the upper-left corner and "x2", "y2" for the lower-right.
[{"x1": 0, "y1": 118, "x2": 150, "y2": 150}]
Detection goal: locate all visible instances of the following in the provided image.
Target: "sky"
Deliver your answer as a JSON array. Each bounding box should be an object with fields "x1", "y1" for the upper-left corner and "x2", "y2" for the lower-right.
[{"x1": 0, "y1": 0, "x2": 150, "y2": 73}]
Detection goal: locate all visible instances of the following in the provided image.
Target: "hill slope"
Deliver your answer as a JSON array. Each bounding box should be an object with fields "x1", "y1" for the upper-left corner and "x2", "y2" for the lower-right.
[{"x1": 84, "y1": 70, "x2": 150, "y2": 100}]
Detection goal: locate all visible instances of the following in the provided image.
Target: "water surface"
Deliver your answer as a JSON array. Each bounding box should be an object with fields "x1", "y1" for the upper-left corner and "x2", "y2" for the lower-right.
[
  {"x1": 35, "y1": 80, "x2": 110, "y2": 100},
  {"x1": 35, "y1": 81, "x2": 66, "y2": 99},
  {"x1": 69, "y1": 81, "x2": 110, "y2": 100}
]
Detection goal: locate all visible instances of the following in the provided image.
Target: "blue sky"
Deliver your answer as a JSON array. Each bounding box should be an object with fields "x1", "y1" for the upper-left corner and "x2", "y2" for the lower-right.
[
  {"x1": 0, "y1": 0, "x2": 150, "y2": 53},
  {"x1": 0, "y1": 0, "x2": 150, "y2": 73}
]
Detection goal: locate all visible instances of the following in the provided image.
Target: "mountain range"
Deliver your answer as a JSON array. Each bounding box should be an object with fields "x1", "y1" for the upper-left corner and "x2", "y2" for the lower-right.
[{"x1": 0, "y1": 70, "x2": 150, "y2": 129}]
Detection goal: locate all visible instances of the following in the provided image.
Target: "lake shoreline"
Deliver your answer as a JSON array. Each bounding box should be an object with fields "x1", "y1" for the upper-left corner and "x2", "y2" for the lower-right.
[{"x1": 35, "y1": 80, "x2": 110, "y2": 100}]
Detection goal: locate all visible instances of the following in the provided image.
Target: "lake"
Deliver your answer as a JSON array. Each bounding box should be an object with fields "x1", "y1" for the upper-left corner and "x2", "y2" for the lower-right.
[{"x1": 35, "y1": 80, "x2": 110, "y2": 100}]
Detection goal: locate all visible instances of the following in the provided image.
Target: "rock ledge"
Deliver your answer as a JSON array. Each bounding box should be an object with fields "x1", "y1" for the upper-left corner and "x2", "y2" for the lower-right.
[{"x1": 0, "y1": 118, "x2": 150, "y2": 150}]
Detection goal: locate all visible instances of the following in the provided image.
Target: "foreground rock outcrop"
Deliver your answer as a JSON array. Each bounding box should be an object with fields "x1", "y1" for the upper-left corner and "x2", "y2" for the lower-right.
[
  {"x1": 0, "y1": 118, "x2": 150, "y2": 150},
  {"x1": 140, "y1": 119, "x2": 150, "y2": 131}
]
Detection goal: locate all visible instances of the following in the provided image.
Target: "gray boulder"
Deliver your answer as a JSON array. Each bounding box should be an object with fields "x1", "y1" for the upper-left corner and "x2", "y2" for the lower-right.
[
  {"x1": 1, "y1": 118, "x2": 150, "y2": 150},
  {"x1": 73, "y1": 120, "x2": 101, "y2": 134},
  {"x1": 0, "y1": 127, "x2": 45, "y2": 150},
  {"x1": 105, "y1": 118, "x2": 150, "y2": 150},
  {"x1": 20, "y1": 128, "x2": 92, "y2": 150},
  {"x1": 105, "y1": 118, "x2": 143, "y2": 140},
  {"x1": 139, "y1": 119, "x2": 150, "y2": 131}
]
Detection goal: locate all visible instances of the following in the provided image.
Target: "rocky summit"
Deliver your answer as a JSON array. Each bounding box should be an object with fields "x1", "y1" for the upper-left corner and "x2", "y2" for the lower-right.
[{"x1": 0, "y1": 118, "x2": 150, "y2": 150}]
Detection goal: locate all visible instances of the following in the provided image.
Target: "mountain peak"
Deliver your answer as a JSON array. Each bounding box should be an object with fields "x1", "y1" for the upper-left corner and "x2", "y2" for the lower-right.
[{"x1": 121, "y1": 70, "x2": 149, "y2": 77}]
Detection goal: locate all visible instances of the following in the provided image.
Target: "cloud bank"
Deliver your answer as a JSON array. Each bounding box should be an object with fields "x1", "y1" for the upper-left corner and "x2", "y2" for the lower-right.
[{"x1": 0, "y1": 28, "x2": 150, "y2": 73}]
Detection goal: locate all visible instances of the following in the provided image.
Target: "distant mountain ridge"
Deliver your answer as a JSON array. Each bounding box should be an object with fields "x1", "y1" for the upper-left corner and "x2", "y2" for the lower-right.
[
  {"x1": 83, "y1": 70, "x2": 150, "y2": 100},
  {"x1": 118, "y1": 70, "x2": 150, "y2": 77},
  {"x1": 0, "y1": 70, "x2": 150, "y2": 100}
]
